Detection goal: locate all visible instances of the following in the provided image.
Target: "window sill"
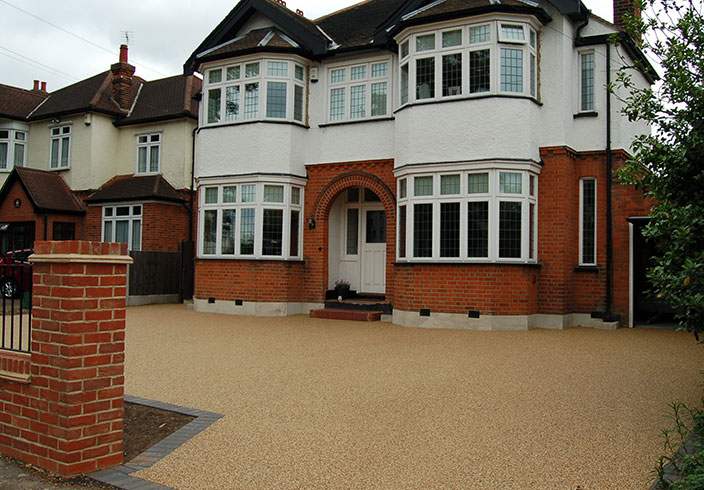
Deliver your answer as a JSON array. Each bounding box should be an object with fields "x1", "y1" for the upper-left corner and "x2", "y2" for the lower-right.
[
  {"x1": 48, "y1": 166, "x2": 70, "y2": 172},
  {"x1": 573, "y1": 111, "x2": 598, "y2": 118},
  {"x1": 319, "y1": 116, "x2": 395, "y2": 128},
  {"x1": 197, "y1": 256, "x2": 306, "y2": 263},
  {"x1": 394, "y1": 93, "x2": 542, "y2": 114},
  {"x1": 574, "y1": 265, "x2": 599, "y2": 272},
  {"x1": 394, "y1": 260, "x2": 541, "y2": 267},
  {"x1": 200, "y1": 119, "x2": 309, "y2": 130},
  {"x1": 134, "y1": 171, "x2": 161, "y2": 177}
]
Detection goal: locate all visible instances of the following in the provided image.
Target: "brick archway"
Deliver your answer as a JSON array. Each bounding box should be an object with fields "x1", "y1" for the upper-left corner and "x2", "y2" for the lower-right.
[
  {"x1": 311, "y1": 171, "x2": 396, "y2": 223},
  {"x1": 303, "y1": 162, "x2": 397, "y2": 302}
]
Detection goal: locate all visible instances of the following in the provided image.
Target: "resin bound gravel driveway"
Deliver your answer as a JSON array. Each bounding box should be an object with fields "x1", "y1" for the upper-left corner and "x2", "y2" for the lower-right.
[{"x1": 124, "y1": 305, "x2": 703, "y2": 489}]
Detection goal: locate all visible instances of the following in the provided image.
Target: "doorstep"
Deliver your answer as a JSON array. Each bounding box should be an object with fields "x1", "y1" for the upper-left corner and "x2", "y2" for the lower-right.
[{"x1": 310, "y1": 308, "x2": 383, "y2": 322}]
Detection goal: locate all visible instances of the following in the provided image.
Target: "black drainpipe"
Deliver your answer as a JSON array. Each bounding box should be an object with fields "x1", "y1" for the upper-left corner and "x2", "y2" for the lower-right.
[
  {"x1": 188, "y1": 126, "x2": 198, "y2": 243},
  {"x1": 605, "y1": 43, "x2": 614, "y2": 321}
]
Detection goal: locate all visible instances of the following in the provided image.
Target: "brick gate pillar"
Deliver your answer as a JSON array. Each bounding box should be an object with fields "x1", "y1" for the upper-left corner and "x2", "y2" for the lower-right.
[{"x1": 27, "y1": 240, "x2": 132, "y2": 476}]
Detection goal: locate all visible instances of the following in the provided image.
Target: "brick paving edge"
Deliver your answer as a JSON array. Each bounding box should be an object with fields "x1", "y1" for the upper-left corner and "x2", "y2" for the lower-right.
[{"x1": 88, "y1": 395, "x2": 224, "y2": 490}]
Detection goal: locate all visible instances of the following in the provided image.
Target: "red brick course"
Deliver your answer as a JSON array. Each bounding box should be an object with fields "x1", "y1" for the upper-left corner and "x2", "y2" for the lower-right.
[{"x1": 0, "y1": 241, "x2": 130, "y2": 477}]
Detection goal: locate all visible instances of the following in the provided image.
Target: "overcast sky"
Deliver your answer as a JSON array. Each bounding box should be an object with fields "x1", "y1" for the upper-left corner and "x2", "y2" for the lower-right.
[{"x1": 0, "y1": 0, "x2": 615, "y2": 92}]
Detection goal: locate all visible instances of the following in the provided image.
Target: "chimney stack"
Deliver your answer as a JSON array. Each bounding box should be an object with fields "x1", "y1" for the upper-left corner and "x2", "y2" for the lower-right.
[
  {"x1": 33, "y1": 80, "x2": 39, "y2": 90},
  {"x1": 111, "y1": 44, "x2": 136, "y2": 110},
  {"x1": 41, "y1": 81, "x2": 47, "y2": 92},
  {"x1": 613, "y1": 0, "x2": 641, "y2": 32}
]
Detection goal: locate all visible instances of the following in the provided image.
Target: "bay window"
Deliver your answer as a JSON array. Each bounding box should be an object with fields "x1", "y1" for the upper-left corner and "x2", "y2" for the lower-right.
[
  {"x1": 398, "y1": 20, "x2": 538, "y2": 106},
  {"x1": 205, "y1": 58, "x2": 306, "y2": 125},
  {"x1": 199, "y1": 178, "x2": 304, "y2": 259},
  {"x1": 0, "y1": 129, "x2": 26, "y2": 171},
  {"x1": 397, "y1": 166, "x2": 538, "y2": 262},
  {"x1": 327, "y1": 58, "x2": 391, "y2": 122}
]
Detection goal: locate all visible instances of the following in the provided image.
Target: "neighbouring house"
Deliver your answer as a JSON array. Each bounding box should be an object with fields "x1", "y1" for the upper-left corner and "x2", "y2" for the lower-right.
[
  {"x1": 0, "y1": 46, "x2": 201, "y2": 301},
  {"x1": 186, "y1": 0, "x2": 659, "y2": 328}
]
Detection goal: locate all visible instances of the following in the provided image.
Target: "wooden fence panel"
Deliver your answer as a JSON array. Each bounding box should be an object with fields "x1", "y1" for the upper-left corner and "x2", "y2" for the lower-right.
[{"x1": 128, "y1": 251, "x2": 180, "y2": 297}]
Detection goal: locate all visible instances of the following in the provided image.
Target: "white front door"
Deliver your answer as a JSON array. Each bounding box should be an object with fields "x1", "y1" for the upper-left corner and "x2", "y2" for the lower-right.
[{"x1": 360, "y1": 207, "x2": 386, "y2": 294}]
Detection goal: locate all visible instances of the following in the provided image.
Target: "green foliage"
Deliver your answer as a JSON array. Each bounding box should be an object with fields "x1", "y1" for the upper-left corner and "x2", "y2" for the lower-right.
[{"x1": 615, "y1": 0, "x2": 704, "y2": 339}]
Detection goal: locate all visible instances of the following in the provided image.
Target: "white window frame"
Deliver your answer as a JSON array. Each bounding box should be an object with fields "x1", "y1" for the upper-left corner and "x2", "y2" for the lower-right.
[
  {"x1": 49, "y1": 124, "x2": 71, "y2": 170},
  {"x1": 325, "y1": 57, "x2": 392, "y2": 123},
  {"x1": 579, "y1": 50, "x2": 596, "y2": 112},
  {"x1": 396, "y1": 164, "x2": 539, "y2": 263},
  {"x1": 198, "y1": 176, "x2": 305, "y2": 260},
  {"x1": 398, "y1": 18, "x2": 539, "y2": 107},
  {"x1": 101, "y1": 204, "x2": 142, "y2": 251},
  {"x1": 135, "y1": 132, "x2": 161, "y2": 174},
  {"x1": 203, "y1": 57, "x2": 307, "y2": 126},
  {"x1": 579, "y1": 177, "x2": 597, "y2": 266},
  {"x1": 0, "y1": 129, "x2": 26, "y2": 172}
]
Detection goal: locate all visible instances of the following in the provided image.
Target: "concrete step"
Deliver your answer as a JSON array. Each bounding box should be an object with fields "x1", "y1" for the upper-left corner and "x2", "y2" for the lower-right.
[{"x1": 310, "y1": 308, "x2": 382, "y2": 322}]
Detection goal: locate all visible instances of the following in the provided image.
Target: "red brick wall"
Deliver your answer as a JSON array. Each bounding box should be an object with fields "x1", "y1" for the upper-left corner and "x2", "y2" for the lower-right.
[{"x1": 0, "y1": 241, "x2": 129, "y2": 476}]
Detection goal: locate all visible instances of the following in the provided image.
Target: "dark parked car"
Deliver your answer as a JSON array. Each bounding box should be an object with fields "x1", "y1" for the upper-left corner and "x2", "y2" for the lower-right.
[{"x1": 0, "y1": 249, "x2": 33, "y2": 299}]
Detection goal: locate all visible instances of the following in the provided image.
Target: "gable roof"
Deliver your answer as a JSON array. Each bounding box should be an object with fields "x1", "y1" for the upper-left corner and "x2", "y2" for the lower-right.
[
  {"x1": 185, "y1": 0, "x2": 328, "y2": 73},
  {"x1": 0, "y1": 168, "x2": 85, "y2": 214},
  {"x1": 85, "y1": 174, "x2": 186, "y2": 204},
  {"x1": 0, "y1": 83, "x2": 48, "y2": 120},
  {"x1": 117, "y1": 75, "x2": 201, "y2": 126}
]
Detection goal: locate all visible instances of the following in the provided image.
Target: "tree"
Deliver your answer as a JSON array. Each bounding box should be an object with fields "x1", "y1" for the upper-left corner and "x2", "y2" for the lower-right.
[{"x1": 615, "y1": 0, "x2": 704, "y2": 339}]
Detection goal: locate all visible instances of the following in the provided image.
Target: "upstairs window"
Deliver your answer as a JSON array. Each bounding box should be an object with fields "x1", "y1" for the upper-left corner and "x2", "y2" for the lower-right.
[
  {"x1": 50, "y1": 125, "x2": 71, "y2": 169},
  {"x1": 398, "y1": 21, "x2": 538, "y2": 106},
  {"x1": 0, "y1": 130, "x2": 26, "y2": 171},
  {"x1": 205, "y1": 58, "x2": 306, "y2": 125},
  {"x1": 580, "y1": 51, "x2": 595, "y2": 112},
  {"x1": 327, "y1": 58, "x2": 391, "y2": 123},
  {"x1": 136, "y1": 133, "x2": 161, "y2": 174}
]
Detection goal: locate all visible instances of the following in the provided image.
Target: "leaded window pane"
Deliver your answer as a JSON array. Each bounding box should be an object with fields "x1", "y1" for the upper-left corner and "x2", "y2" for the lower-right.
[
  {"x1": 266, "y1": 81, "x2": 287, "y2": 118},
  {"x1": 500, "y1": 172, "x2": 522, "y2": 194},
  {"x1": 468, "y1": 173, "x2": 489, "y2": 194},
  {"x1": 501, "y1": 24, "x2": 525, "y2": 41},
  {"x1": 350, "y1": 85, "x2": 366, "y2": 119},
  {"x1": 372, "y1": 63, "x2": 388, "y2": 78},
  {"x1": 263, "y1": 185, "x2": 284, "y2": 203},
  {"x1": 223, "y1": 186, "x2": 237, "y2": 203},
  {"x1": 399, "y1": 179, "x2": 407, "y2": 199},
  {"x1": 330, "y1": 68, "x2": 346, "y2": 83},
  {"x1": 241, "y1": 184, "x2": 256, "y2": 202},
  {"x1": 399, "y1": 205, "x2": 407, "y2": 258},
  {"x1": 291, "y1": 187, "x2": 301, "y2": 205},
  {"x1": 295, "y1": 65, "x2": 304, "y2": 81},
  {"x1": 226, "y1": 85, "x2": 240, "y2": 121},
  {"x1": 290, "y1": 210, "x2": 300, "y2": 256},
  {"x1": 582, "y1": 179, "x2": 596, "y2": 264},
  {"x1": 351, "y1": 66, "x2": 366, "y2": 80},
  {"x1": 371, "y1": 82, "x2": 387, "y2": 116},
  {"x1": 401, "y1": 64, "x2": 409, "y2": 105},
  {"x1": 581, "y1": 53, "x2": 595, "y2": 111},
  {"x1": 530, "y1": 54, "x2": 537, "y2": 97},
  {"x1": 346, "y1": 208, "x2": 359, "y2": 255},
  {"x1": 262, "y1": 209, "x2": 283, "y2": 256},
  {"x1": 442, "y1": 30, "x2": 462, "y2": 47},
  {"x1": 227, "y1": 66, "x2": 240, "y2": 80},
  {"x1": 245, "y1": 62, "x2": 260, "y2": 78},
  {"x1": 240, "y1": 208, "x2": 255, "y2": 255},
  {"x1": 208, "y1": 89, "x2": 221, "y2": 123},
  {"x1": 470, "y1": 25, "x2": 490, "y2": 44},
  {"x1": 442, "y1": 54, "x2": 462, "y2": 97},
  {"x1": 440, "y1": 202, "x2": 460, "y2": 258},
  {"x1": 416, "y1": 57, "x2": 435, "y2": 99},
  {"x1": 221, "y1": 209, "x2": 236, "y2": 255},
  {"x1": 467, "y1": 201, "x2": 489, "y2": 257},
  {"x1": 413, "y1": 203, "x2": 433, "y2": 258},
  {"x1": 501, "y1": 48, "x2": 523, "y2": 92},
  {"x1": 267, "y1": 61, "x2": 288, "y2": 77},
  {"x1": 330, "y1": 87, "x2": 345, "y2": 121},
  {"x1": 440, "y1": 174, "x2": 460, "y2": 195},
  {"x1": 469, "y1": 50, "x2": 491, "y2": 93},
  {"x1": 414, "y1": 176, "x2": 433, "y2": 196},
  {"x1": 205, "y1": 187, "x2": 218, "y2": 204},
  {"x1": 416, "y1": 34, "x2": 435, "y2": 52},
  {"x1": 294, "y1": 85, "x2": 304, "y2": 122},
  {"x1": 401, "y1": 41, "x2": 409, "y2": 58},
  {"x1": 208, "y1": 69, "x2": 222, "y2": 84},
  {"x1": 499, "y1": 202, "x2": 522, "y2": 258},
  {"x1": 244, "y1": 83, "x2": 259, "y2": 119}
]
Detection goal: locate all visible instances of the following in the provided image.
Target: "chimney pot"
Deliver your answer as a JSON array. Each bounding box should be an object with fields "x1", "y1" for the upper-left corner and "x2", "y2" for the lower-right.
[
  {"x1": 41, "y1": 81, "x2": 47, "y2": 92},
  {"x1": 33, "y1": 80, "x2": 39, "y2": 90},
  {"x1": 119, "y1": 44, "x2": 128, "y2": 64}
]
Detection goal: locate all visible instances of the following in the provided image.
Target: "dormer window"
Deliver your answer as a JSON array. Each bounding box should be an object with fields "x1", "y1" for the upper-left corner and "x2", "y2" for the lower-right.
[
  {"x1": 204, "y1": 58, "x2": 306, "y2": 126},
  {"x1": 398, "y1": 20, "x2": 539, "y2": 106}
]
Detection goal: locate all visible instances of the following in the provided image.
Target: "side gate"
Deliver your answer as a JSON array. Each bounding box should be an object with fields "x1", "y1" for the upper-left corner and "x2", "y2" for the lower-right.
[{"x1": 1, "y1": 262, "x2": 32, "y2": 353}]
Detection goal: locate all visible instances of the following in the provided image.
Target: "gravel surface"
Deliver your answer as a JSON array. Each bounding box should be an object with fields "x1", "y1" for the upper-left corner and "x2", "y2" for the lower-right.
[{"x1": 124, "y1": 304, "x2": 703, "y2": 489}]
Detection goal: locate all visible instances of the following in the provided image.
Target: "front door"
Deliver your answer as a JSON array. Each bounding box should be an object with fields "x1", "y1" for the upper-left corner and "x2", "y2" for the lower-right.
[{"x1": 360, "y1": 208, "x2": 386, "y2": 294}]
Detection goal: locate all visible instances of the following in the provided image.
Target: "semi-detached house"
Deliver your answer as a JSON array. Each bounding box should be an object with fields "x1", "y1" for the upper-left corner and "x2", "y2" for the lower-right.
[{"x1": 188, "y1": 0, "x2": 658, "y2": 329}]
